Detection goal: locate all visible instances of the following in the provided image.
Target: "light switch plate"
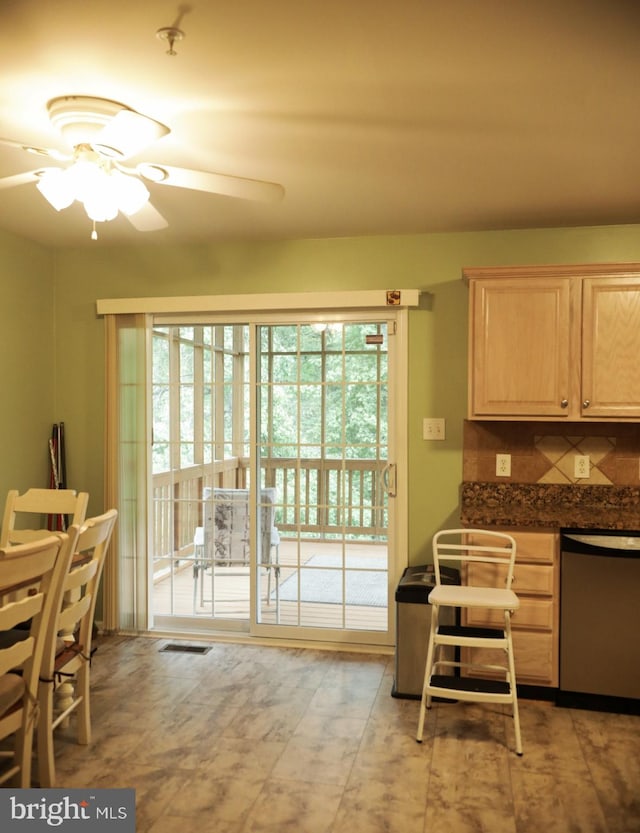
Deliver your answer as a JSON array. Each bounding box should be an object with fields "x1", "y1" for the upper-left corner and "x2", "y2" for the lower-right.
[{"x1": 423, "y1": 418, "x2": 445, "y2": 440}]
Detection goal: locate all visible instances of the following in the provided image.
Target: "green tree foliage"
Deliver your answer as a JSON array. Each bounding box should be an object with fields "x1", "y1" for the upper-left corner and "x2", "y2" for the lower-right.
[{"x1": 152, "y1": 322, "x2": 387, "y2": 472}]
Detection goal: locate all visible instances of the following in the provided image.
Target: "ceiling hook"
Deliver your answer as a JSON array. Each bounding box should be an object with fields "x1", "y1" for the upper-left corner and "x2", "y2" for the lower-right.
[{"x1": 156, "y1": 26, "x2": 185, "y2": 56}]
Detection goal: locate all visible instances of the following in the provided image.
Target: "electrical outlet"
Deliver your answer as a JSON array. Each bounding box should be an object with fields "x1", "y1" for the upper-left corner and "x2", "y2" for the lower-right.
[
  {"x1": 496, "y1": 453, "x2": 511, "y2": 477},
  {"x1": 574, "y1": 454, "x2": 590, "y2": 478},
  {"x1": 423, "y1": 418, "x2": 445, "y2": 440}
]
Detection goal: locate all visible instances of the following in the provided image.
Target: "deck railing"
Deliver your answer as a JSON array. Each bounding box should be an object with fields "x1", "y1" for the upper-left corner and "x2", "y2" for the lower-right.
[{"x1": 152, "y1": 457, "x2": 387, "y2": 570}]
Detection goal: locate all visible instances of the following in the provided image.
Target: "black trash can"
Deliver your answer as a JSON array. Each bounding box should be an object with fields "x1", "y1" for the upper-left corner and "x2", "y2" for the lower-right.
[{"x1": 392, "y1": 564, "x2": 460, "y2": 699}]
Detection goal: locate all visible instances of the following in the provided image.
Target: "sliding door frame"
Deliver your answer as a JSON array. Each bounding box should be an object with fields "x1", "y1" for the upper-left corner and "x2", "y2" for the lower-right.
[{"x1": 99, "y1": 290, "x2": 418, "y2": 645}]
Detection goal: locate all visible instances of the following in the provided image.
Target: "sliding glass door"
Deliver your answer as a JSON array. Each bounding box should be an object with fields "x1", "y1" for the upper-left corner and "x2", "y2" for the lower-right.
[
  {"x1": 151, "y1": 323, "x2": 252, "y2": 632},
  {"x1": 101, "y1": 295, "x2": 410, "y2": 647},
  {"x1": 253, "y1": 320, "x2": 393, "y2": 644}
]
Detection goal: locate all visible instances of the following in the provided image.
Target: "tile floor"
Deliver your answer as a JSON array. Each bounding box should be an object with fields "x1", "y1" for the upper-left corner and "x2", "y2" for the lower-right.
[{"x1": 33, "y1": 635, "x2": 640, "y2": 832}]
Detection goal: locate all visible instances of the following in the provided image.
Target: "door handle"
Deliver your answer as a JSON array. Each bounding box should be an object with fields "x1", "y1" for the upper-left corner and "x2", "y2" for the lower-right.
[{"x1": 380, "y1": 463, "x2": 397, "y2": 498}]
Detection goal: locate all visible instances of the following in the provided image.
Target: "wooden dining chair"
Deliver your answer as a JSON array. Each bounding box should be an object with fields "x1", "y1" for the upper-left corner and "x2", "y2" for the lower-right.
[
  {"x1": 0, "y1": 533, "x2": 73, "y2": 787},
  {"x1": 36, "y1": 508, "x2": 117, "y2": 787},
  {"x1": 0, "y1": 488, "x2": 89, "y2": 547}
]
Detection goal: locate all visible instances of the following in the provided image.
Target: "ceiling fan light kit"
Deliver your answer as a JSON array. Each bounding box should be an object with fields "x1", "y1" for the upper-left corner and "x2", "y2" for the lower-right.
[{"x1": 36, "y1": 145, "x2": 150, "y2": 225}]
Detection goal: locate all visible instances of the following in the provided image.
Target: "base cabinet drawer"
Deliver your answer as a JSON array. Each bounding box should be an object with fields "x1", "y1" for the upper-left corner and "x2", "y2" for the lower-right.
[
  {"x1": 461, "y1": 631, "x2": 556, "y2": 686},
  {"x1": 465, "y1": 529, "x2": 557, "y2": 564},
  {"x1": 464, "y1": 597, "x2": 554, "y2": 631},
  {"x1": 467, "y1": 562, "x2": 554, "y2": 595}
]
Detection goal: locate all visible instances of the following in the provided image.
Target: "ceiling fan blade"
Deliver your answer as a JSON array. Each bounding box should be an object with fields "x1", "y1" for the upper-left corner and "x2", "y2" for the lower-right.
[
  {"x1": 0, "y1": 137, "x2": 70, "y2": 161},
  {"x1": 92, "y1": 110, "x2": 170, "y2": 160},
  {"x1": 137, "y1": 164, "x2": 285, "y2": 203},
  {"x1": 124, "y1": 201, "x2": 168, "y2": 231},
  {"x1": 0, "y1": 169, "x2": 53, "y2": 190}
]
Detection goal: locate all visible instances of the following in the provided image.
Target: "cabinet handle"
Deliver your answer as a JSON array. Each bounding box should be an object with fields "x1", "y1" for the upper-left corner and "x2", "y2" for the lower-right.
[
  {"x1": 583, "y1": 399, "x2": 590, "y2": 409},
  {"x1": 560, "y1": 399, "x2": 568, "y2": 408}
]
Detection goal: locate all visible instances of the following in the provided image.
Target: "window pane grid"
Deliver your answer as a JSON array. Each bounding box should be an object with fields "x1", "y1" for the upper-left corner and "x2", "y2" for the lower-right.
[{"x1": 151, "y1": 317, "x2": 389, "y2": 633}]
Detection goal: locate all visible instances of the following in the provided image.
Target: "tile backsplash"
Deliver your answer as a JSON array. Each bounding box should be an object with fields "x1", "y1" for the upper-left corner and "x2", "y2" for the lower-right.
[{"x1": 463, "y1": 421, "x2": 640, "y2": 486}]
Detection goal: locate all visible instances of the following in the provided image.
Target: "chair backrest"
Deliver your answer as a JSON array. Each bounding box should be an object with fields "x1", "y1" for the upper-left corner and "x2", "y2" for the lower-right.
[
  {"x1": 0, "y1": 489, "x2": 89, "y2": 547},
  {"x1": 0, "y1": 533, "x2": 72, "y2": 783},
  {"x1": 202, "y1": 487, "x2": 277, "y2": 563},
  {"x1": 0, "y1": 535, "x2": 71, "y2": 668},
  {"x1": 40, "y1": 509, "x2": 118, "y2": 679},
  {"x1": 432, "y1": 528, "x2": 517, "y2": 589}
]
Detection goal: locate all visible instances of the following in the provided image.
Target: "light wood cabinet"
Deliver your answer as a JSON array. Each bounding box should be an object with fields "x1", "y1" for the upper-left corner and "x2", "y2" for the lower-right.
[
  {"x1": 464, "y1": 263, "x2": 640, "y2": 420},
  {"x1": 582, "y1": 276, "x2": 640, "y2": 418},
  {"x1": 462, "y1": 528, "x2": 559, "y2": 687}
]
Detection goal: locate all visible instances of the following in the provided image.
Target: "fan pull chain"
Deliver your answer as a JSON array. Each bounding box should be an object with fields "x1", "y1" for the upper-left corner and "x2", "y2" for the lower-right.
[{"x1": 91, "y1": 221, "x2": 98, "y2": 241}]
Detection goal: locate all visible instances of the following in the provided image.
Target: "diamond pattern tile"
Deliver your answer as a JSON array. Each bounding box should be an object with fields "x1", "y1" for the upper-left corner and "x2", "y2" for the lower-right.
[{"x1": 534, "y1": 435, "x2": 615, "y2": 485}]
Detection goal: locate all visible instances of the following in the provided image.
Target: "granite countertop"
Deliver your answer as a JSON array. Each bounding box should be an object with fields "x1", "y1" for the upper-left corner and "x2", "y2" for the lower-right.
[{"x1": 460, "y1": 482, "x2": 640, "y2": 531}]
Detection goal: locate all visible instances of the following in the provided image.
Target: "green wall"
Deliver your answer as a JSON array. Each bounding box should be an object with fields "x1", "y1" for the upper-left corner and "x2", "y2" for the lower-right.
[
  {"x1": 51, "y1": 223, "x2": 640, "y2": 565},
  {"x1": 0, "y1": 229, "x2": 54, "y2": 502}
]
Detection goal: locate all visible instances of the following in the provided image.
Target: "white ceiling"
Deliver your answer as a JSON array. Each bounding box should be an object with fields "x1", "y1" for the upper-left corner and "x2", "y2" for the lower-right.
[{"x1": 1, "y1": 0, "x2": 639, "y2": 248}]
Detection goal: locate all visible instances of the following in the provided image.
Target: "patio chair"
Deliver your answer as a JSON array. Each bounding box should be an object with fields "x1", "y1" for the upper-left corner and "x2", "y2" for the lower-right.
[{"x1": 193, "y1": 488, "x2": 280, "y2": 612}]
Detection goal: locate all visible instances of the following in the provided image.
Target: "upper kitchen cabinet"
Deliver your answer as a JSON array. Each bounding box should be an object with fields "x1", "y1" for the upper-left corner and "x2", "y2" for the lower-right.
[
  {"x1": 464, "y1": 263, "x2": 640, "y2": 421},
  {"x1": 581, "y1": 276, "x2": 640, "y2": 418}
]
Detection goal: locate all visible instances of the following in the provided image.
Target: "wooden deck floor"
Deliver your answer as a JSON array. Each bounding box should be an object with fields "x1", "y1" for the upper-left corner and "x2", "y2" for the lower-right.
[{"x1": 153, "y1": 539, "x2": 388, "y2": 631}]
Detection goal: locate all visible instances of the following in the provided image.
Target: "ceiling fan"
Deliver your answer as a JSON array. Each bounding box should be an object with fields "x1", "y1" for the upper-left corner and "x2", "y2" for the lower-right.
[{"x1": 0, "y1": 95, "x2": 285, "y2": 239}]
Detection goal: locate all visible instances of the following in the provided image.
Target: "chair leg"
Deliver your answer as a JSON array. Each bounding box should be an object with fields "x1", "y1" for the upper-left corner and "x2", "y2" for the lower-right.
[
  {"x1": 37, "y1": 682, "x2": 56, "y2": 788},
  {"x1": 266, "y1": 542, "x2": 280, "y2": 605},
  {"x1": 505, "y1": 615, "x2": 523, "y2": 756},
  {"x1": 76, "y1": 664, "x2": 91, "y2": 746},
  {"x1": 14, "y1": 716, "x2": 35, "y2": 788},
  {"x1": 192, "y1": 564, "x2": 199, "y2": 613},
  {"x1": 416, "y1": 604, "x2": 438, "y2": 743}
]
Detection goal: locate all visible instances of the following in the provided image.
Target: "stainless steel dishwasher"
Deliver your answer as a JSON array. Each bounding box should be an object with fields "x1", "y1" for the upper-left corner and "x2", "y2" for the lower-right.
[{"x1": 558, "y1": 529, "x2": 640, "y2": 714}]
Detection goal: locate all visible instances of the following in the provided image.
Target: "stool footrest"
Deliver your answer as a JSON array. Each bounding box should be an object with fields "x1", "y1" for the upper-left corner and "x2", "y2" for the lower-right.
[
  {"x1": 438, "y1": 624, "x2": 504, "y2": 640},
  {"x1": 430, "y1": 675, "x2": 511, "y2": 695}
]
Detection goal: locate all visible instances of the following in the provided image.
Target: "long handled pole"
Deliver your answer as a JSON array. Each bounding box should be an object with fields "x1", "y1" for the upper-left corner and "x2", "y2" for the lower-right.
[{"x1": 47, "y1": 423, "x2": 67, "y2": 531}]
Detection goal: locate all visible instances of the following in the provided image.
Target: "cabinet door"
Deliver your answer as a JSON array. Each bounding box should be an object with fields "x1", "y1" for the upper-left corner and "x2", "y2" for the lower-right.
[
  {"x1": 582, "y1": 277, "x2": 640, "y2": 418},
  {"x1": 469, "y1": 278, "x2": 574, "y2": 417}
]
